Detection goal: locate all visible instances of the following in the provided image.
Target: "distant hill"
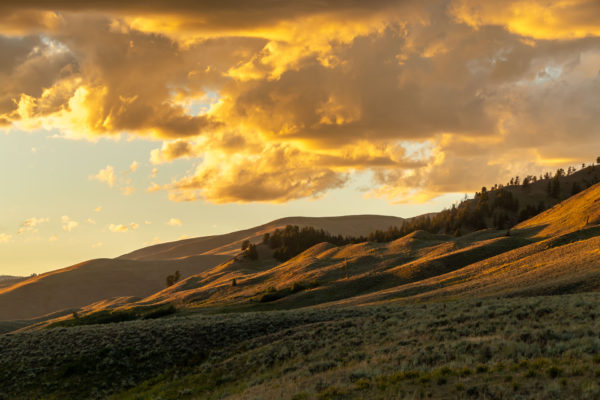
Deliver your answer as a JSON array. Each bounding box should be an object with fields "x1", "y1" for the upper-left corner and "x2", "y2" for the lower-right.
[
  {"x1": 0, "y1": 215, "x2": 404, "y2": 321},
  {"x1": 119, "y1": 215, "x2": 405, "y2": 261},
  {"x1": 0, "y1": 276, "x2": 25, "y2": 289},
  {"x1": 0, "y1": 256, "x2": 228, "y2": 321},
  {"x1": 71, "y1": 179, "x2": 600, "y2": 317},
  {"x1": 4, "y1": 167, "x2": 600, "y2": 325}
]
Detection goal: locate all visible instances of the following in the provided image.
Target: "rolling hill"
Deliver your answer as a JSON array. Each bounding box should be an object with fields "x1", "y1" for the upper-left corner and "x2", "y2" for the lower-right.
[
  {"x1": 119, "y1": 215, "x2": 405, "y2": 261},
  {"x1": 514, "y1": 180, "x2": 600, "y2": 237},
  {"x1": 3, "y1": 179, "x2": 600, "y2": 325},
  {"x1": 0, "y1": 215, "x2": 404, "y2": 321},
  {"x1": 66, "y1": 181, "x2": 600, "y2": 318},
  {"x1": 3, "y1": 180, "x2": 600, "y2": 400}
]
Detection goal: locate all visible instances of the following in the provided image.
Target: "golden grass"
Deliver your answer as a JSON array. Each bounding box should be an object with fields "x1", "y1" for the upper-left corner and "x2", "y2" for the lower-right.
[{"x1": 516, "y1": 182, "x2": 600, "y2": 238}]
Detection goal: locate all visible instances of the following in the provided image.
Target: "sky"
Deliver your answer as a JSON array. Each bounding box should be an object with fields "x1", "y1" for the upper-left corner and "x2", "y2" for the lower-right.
[{"x1": 1, "y1": 0, "x2": 599, "y2": 276}]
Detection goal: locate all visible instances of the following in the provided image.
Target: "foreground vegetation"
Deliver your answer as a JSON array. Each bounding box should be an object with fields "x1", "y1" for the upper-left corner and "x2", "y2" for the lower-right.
[{"x1": 2, "y1": 293, "x2": 600, "y2": 399}]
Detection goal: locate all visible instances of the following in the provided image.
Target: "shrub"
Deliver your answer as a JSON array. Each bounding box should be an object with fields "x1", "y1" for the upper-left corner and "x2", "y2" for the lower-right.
[
  {"x1": 548, "y1": 366, "x2": 562, "y2": 378},
  {"x1": 243, "y1": 243, "x2": 258, "y2": 260},
  {"x1": 142, "y1": 305, "x2": 176, "y2": 319},
  {"x1": 166, "y1": 270, "x2": 180, "y2": 287}
]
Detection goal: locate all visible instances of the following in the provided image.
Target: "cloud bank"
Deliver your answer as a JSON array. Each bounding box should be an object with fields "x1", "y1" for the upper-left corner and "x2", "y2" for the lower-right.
[{"x1": 2, "y1": 0, "x2": 600, "y2": 203}]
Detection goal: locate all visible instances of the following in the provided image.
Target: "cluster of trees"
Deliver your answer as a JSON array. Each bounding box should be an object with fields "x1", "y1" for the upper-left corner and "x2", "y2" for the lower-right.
[
  {"x1": 241, "y1": 240, "x2": 258, "y2": 260},
  {"x1": 490, "y1": 163, "x2": 600, "y2": 193},
  {"x1": 262, "y1": 225, "x2": 364, "y2": 262},
  {"x1": 366, "y1": 163, "x2": 600, "y2": 243},
  {"x1": 235, "y1": 161, "x2": 600, "y2": 259},
  {"x1": 367, "y1": 187, "x2": 537, "y2": 242}
]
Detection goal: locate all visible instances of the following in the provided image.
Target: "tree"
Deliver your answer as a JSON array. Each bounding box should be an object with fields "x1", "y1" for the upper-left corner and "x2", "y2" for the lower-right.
[
  {"x1": 241, "y1": 239, "x2": 250, "y2": 251},
  {"x1": 166, "y1": 270, "x2": 180, "y2": 287},
  {"x1": 243, "y1": 243, "x2": 258, "y2": 260},
  {"x1": 232, "y1": 278, "x2": 237, "y2": 286},
  {"x1": 550, "y1": 175, "x2": 561, "y2": 198}
]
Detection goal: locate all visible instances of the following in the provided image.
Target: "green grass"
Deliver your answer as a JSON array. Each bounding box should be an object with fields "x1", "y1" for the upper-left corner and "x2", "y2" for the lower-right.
[
  {"x1": 47, "y1": 305, "x2": 177, "y2": 328},
  {"x1": 253, "y1": 281, "x2": 320, "y2": 303},
  {"x1": 3, "y1": 292, "x2": 600, "y2": 399}
]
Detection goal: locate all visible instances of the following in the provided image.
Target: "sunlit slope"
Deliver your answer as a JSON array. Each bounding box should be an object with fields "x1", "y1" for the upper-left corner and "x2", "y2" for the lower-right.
[
  {"x1": 135, "y1": 197, "x2": 600, "y2": 311},
  {"x1": 134, "y1": 229, "x2": 528, "y2": 310},
  {"x1": 0, "y1": 255, "x2": 228, "y2": 321},
  {"x1": 515, "y1": 182, "x2": 600, "y2": 237},
  {"x1": 338, "y1": 225, "x2": 600, "y2": 306},
  {"x1": 119, "y1": 215, "x2": 404, "y2": 261}
]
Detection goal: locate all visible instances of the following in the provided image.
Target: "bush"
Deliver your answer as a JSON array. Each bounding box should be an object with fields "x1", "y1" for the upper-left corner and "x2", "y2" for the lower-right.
[
  {"x1": 50, "y1": 310, "x2": 138, "y2": 327},
  {"x1": 243, "y1": 243, "x2": 258, "y2": 260},
  {"x1": 142, "y1": 305, "x2": 176, "y2": 319},
  {"x1": 166, "y1": 270, "x2": 180, "y2": 287}
]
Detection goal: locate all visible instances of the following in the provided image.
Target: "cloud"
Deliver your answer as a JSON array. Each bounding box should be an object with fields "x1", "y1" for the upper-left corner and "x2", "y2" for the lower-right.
[
  {"x1": 92, "y1": 164, "x2": 137, "y2": 195},
  {"x1": 86, "y1": 218, "x2": 96, "y2": 224},
  {"x1": 3, "y1": 1, "x2": 600, "y2": 203},
  {"x1": 61, "y1": 215, "x2": 78, "y2": 232},
  {"x1": 167, "y1": 218, "x2": 182, "y2": 227},
  {"x1": 49, "y1": 234, "x2": 58, "y2": 242},
  {"x1": 150, "y1": 140, "x2": 196, "y2": 164},
  {"x1": 127, "y1": 161, "x2": 139, "y2": 173},
  {"x1": 108, "y1": 222, "x2": 139, "y2": 233},
  {"x1": 0, "y1": 233, "x2": 13, "y2": 243},
  {"x1": 17, "y1": 217, "x2": 50, "y2": 234},
  {"x1": 120, "y1": 186, "x2": 135, "y2": 196},
  {"x1": 108, "y1": 224, "x2": 128, "y2": 233},
  {"x1": 147, "y1": 182, "x2": 161, "y2": 192},
  {"x1": 91, "y1": 165, "x2": 115, "y2": 187},
  {"x1": 165, "y1": 143, "x2": 351, "y2": 203},
  {"x1": 94, "y1": 205, "x2": 102, "y2": 212},
  {"x1": 450, "y1": 0, "x2": 600, "y2": 40},
  {"x1": 92, "y1": 242, "x2": 103, "y2": 248}
]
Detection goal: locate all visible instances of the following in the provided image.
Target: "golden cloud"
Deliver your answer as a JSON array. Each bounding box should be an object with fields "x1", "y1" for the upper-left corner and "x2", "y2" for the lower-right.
[
  {"x1": 17, "y1": 217, "x2": 50, "y2": 235},
  {"x1": 0, "y1": 233, "x2": 13, "y2": 243},
  {"x1": 108, "y1": 222, "x2": 139, "y2": 233},
  {"x1": 2, "y1": 1, "x2": 600, "y2": 203},
  {"x1": 450, "y1": 0, "x2": 600, "y2": 40},
  {"x1": 61, "y1": 215, "x2": 78, "y2": 232},
  {"x1": 90, "y1": 165, "x2": 115, "y2": 187}
]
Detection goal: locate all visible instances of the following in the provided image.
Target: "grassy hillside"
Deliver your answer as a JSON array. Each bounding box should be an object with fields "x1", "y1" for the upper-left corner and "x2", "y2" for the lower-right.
[
  {"x1": 2, "y1": 168, "x2": 600, "y2": 399},
  {"x1": 3, "y1": 294, "x2": 600, "y2": 399},
  {"x1": 0, "y1": 255, "x2": 228, "y2": 321},
  {"x1": 0, "y1": 215, "x2": 403, "y2": 322},
  {"x1": 119, "y1": 215, "x2": 405, "y2": 261},
  {"x1": 515, "y1": 181, "x2": 600, "y2": 238},
  {"x1": 0, "y1": 275, "x2": 25, "y2": 289}
]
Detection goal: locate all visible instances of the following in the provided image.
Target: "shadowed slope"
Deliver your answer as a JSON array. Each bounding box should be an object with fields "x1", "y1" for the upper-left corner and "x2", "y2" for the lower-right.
[
  {"x1": 126, "y1": 229, "x2": 528, "y2": 312},
  {"x1": 0, "y1": 255, "x2": 228, "y2": 321}
]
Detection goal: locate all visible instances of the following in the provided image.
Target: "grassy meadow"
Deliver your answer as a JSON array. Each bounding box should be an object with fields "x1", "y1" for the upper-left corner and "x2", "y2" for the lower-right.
[{"x1": 2, "y1": 293, "x2": 600, "y2": 399}]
